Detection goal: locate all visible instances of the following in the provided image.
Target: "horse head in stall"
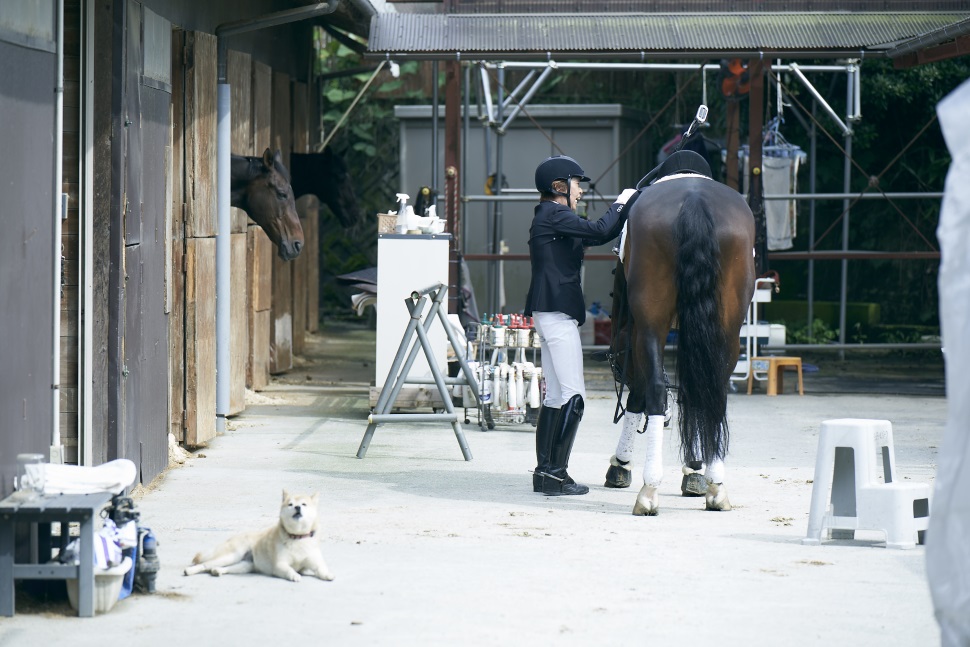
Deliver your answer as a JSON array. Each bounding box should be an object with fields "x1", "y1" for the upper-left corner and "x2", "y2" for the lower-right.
[
  {"x1": 606, "y1": 142, "x2": 756, "y2": 517},
  {"x1": 289, "y1": 147, "x2": 362, "y2": 228},
  {"x1": 231, "y1": 148, "x2": 304, "y2": 261}
]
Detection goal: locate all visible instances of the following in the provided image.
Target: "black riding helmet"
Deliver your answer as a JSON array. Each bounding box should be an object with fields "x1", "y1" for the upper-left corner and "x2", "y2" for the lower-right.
[{"x1": 535, "y1": 155, "x2": 590, "y2": 209}]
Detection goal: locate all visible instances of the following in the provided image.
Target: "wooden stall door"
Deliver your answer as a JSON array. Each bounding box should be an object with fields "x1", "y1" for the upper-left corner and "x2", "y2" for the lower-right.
[
  {"x1": 0, "y1": 7, "x2": 56, "y2": 493},
  {"x1": 119, "y1": 1, "x2": 171, "y2": 483},
  {"x1": 173, "y1": 28, "x2": 217, "y2": 446}
]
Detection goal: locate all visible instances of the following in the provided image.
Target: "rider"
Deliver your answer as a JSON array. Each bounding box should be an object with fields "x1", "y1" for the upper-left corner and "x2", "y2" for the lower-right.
[{"x1": 526, "y1": 155, "x2": 637, "y2": 495}]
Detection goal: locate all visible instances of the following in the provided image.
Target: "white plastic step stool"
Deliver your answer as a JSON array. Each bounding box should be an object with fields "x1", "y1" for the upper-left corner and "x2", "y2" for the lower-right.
[{"x1": 802, "y1": 418, "x2": 930, "y2": 549}]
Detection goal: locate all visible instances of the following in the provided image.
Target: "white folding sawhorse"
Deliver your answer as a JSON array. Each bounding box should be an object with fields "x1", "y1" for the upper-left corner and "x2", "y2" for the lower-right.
[{"x1": 357, "y1": 283, "x2": 480, "y2": 461}]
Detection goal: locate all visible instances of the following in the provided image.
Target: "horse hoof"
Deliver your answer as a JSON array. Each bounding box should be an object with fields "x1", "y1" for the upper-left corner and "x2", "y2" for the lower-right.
[
  {"x1": 605, "y1": 455, "x2": 632, "y2": 488},
  {"x1": 680, "y1": 467, "x2": 707, "y2": 497},
  {"x1": 632, "y1": 485, "x2": 660, "y2": 516},
  {"x1": 705, "y1": 482, "x2": 732, "y2": 511}
]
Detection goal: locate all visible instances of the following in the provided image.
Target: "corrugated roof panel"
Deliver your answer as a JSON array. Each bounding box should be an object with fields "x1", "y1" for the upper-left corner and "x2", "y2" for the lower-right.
[{"x1": 368, "y1": 12, "x2": 970, "y2": 55}]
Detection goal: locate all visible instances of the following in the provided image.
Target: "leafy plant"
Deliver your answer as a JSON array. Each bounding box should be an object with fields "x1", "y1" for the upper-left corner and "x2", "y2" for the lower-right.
[
  {"x1": 785, "y1": 318, "x2": 838, "y2": 344},
  {"x1": 312, "y1": 29, "x2": 425, "y2": 317}
]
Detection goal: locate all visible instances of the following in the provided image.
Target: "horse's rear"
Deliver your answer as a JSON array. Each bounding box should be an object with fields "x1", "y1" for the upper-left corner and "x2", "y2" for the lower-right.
[{"x1": 617, "y1": 177, "x2": 754, "y2": 514}]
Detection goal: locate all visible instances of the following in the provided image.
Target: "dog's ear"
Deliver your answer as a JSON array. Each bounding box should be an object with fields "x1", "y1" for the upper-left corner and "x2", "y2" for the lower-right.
[
  {"x1": 281, "y1": 489, "x2": 289, "y2": 502},
  {"x1": 311, "y1": 492, "x2": 319, "y2": 504}
]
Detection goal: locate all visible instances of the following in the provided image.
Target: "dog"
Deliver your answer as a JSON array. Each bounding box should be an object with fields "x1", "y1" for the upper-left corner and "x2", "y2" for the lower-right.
[{"x1": 183, "y1": 490, "x2": 334, "y2": 582}]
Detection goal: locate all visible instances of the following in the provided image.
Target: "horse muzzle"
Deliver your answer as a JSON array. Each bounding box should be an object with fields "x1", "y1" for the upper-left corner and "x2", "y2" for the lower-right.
[{"x1": 278, "y1": 239, "x2": 303, "y2": 261}]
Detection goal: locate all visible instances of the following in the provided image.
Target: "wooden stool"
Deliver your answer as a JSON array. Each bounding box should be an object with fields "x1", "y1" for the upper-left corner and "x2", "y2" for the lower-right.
[{"x1": 748, "y1": 356, "x2": 804, "y2": 396}]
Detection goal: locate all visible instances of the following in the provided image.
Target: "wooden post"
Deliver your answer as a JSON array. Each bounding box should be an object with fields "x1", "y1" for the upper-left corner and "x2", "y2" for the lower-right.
[
  {"x1": 725, "y1": 100, "x2": 740, "y2": 191},
  {"x1": 747, "y1": 59, "x2": 768, "y2": 275},
  {"x1": 248, "y1": 61, "x2": 273, "y2": 389},
  {"x1": 444, "y1": 60, "x2": 461, "y2": 315},
  {"x1": 270, "y1": 71, "x2": 293, "y2": 373}
]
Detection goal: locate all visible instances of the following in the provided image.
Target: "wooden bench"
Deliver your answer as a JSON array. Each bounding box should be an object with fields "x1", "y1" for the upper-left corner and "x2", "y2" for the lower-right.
[
  {"x1": 747, "y1": 356, "x2": 804, "y2": 396},
  {"x1": 0, "y1": 491, "x2": 113, "y2": 617}
]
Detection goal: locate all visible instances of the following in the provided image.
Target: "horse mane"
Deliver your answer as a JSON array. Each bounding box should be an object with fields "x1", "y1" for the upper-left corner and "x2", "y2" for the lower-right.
[{"x1": 231, "y1": 153, "x2": 290, "y2": 184}]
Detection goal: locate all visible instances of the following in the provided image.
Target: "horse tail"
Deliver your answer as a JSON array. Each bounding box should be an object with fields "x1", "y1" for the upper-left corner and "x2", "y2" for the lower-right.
[{"x1": 674, "y1": 192, "x2": 729, "y2": 466}]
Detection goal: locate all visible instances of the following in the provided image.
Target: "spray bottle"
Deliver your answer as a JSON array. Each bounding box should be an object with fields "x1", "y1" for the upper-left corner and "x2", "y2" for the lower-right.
[{"x1": 395, "y1": 193, "x2": 410, "y2": 233}]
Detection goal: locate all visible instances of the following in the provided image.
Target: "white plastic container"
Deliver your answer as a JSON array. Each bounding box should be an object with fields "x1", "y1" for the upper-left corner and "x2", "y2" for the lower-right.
[{"x1": 66, "y1": 556, "x2": 132, "y2": 614}]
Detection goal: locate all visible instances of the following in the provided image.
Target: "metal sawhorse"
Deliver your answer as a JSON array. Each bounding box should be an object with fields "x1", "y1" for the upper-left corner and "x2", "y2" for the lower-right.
[{"x1": 357, "y1": 283, "x2": 480, "y2": 460}]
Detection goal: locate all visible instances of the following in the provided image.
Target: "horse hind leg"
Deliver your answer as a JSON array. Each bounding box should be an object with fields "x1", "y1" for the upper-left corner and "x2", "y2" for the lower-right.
[{"x1": 703, "y1": 457, "x2": 732, "y2": 511}]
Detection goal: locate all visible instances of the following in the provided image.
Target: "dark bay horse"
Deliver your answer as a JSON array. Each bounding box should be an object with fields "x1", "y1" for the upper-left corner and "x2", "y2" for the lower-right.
[
  {"x1": 231, "y1": 148, "x2": 303, "y2": 261},
  {"x1": 290, "y1": 147, "x2": 362, "y2": 228},
  {"x1": 609, "y1": 152, "x2": 755, "y2": 516}
]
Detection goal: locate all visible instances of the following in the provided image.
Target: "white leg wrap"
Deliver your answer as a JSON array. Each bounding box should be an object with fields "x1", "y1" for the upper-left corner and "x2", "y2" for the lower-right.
[
  {"x1": 641, "y1": 415, "x2": 665, "y2": 487},
  {"x1": 706, "y1": 458, "x2": 726, "y2": 484},
  {"x1": 614, "y1": 411, "x2": 643, "y2": 463}
]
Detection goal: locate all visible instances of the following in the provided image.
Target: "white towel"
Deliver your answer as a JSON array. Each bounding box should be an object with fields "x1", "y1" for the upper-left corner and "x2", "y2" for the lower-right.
[
  {"x1": 43, "y1": 458, "x2": 138, "y2": 495},
  {"x1": 762, "y1": 156, "x2": 800, "y2": 251}
]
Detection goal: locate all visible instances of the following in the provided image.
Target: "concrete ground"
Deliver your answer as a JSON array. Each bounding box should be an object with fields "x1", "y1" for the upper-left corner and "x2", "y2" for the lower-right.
[{"x1": 0, "y1": 324, "x2": 946, "y2": 646}]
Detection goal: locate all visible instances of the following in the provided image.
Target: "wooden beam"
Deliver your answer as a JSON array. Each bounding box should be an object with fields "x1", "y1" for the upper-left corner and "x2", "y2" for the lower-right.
[{"x1": 894, "y1": 34, "x2": 970, "y2": 69}]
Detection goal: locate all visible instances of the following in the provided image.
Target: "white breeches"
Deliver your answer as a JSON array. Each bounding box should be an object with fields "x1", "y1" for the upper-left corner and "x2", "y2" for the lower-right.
[{"x1": 533, "y1": 311, "x2": 586, "y2": 407}]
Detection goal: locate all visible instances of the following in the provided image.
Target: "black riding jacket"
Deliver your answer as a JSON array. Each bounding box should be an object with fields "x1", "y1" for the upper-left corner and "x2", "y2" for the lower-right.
[{"x1": 524, "y1": 199, "x2": 628, "y2": 325}]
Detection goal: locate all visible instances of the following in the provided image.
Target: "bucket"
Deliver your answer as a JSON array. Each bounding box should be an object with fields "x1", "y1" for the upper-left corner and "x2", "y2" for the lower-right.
[{"x1": 66, "y1": 556, "x2": 132, "y2": 614}]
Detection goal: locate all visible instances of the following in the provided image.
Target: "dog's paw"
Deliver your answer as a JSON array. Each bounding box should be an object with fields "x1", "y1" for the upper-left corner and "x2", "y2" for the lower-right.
[
  {"x1": 318, "y1": 572, "x2": 335, "y2": 582},
  {"x1": 211, "y1": 567, "x2": 226, "y2": 577},
  {"x1": 287, "y1": 572, "x2": 302, "y2": 582}
]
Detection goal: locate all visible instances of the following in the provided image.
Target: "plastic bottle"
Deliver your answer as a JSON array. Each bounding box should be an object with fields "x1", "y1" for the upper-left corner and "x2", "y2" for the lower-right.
[{"x1": 395, "y1": 193, "x2": 410, "y2": 233}]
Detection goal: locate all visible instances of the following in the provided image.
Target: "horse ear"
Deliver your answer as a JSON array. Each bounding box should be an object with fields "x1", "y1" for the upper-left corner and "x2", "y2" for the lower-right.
[
  {"x1": 274, "y1": 149, "x2": 284, "y2": 166},
  {"x1": 262, "y1": 148, "x2": 274, "y2": 169}
]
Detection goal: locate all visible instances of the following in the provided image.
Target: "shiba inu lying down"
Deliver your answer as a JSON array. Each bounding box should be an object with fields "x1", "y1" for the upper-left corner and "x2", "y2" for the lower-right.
[{"x1": 184, "y1": 490, "x2": 334, "y2": 582}]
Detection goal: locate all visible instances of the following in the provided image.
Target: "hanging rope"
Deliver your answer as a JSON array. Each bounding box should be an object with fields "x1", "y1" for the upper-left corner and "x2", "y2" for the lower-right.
[{"x1": 316, "y1": 60, "x2": 386, "y2": 153}]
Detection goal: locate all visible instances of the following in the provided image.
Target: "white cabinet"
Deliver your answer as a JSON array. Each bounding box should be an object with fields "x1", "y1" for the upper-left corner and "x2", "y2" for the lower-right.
[{"x1": 375, "y1": 234, "x2": 452, "y2": 393}]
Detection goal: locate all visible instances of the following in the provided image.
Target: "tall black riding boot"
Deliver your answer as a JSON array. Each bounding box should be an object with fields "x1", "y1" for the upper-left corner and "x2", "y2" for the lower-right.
[
  {"x1": 540, "y1": 394, "x2": 589, "y2": 496},
  {"x1": 533, "y1": 405, "x2": 559, "y2": 492}
]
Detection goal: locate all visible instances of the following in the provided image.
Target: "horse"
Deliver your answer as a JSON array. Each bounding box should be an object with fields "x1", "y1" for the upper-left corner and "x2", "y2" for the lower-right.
[
  {"x1": 290, "y1": 147, "x2": 362, "y2": 228},
  {"x1": 607, "y1": 149, "x2": 756, "y2": 516},
  {"x1": 231, "y1": 148, "x2": 303, "y2": 261}
]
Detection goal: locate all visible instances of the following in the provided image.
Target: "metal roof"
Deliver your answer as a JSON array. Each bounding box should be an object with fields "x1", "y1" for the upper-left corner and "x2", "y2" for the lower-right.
[{"x1": 366, "y1": 12, "x2": 970, "y2": 60}]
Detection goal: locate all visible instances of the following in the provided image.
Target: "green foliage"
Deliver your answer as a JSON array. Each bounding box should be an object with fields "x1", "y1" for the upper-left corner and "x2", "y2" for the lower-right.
[
  {"x1": 785, "y1": 318, "x2": 838, "y2": 344},
  {"x1": 313, "y1": 30, "x2": 425, "y2": 315}
]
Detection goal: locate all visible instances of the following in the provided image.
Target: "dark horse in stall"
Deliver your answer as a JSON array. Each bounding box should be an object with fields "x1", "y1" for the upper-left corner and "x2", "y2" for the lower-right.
[
  {"x1": 231, "y1": 148, "x2": 303, "y2": 261},
  {"x1": 609, "y1": 147, "x2": 755, "y2": 516},
  {"x1": 289, "y1": 147, "x2": 362, "y2": 228}
]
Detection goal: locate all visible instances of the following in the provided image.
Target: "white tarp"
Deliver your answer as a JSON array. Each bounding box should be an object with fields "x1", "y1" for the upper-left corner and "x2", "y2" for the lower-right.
[{"x1": 927, "y1": 77, "x2": 970, "y2": 646}]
